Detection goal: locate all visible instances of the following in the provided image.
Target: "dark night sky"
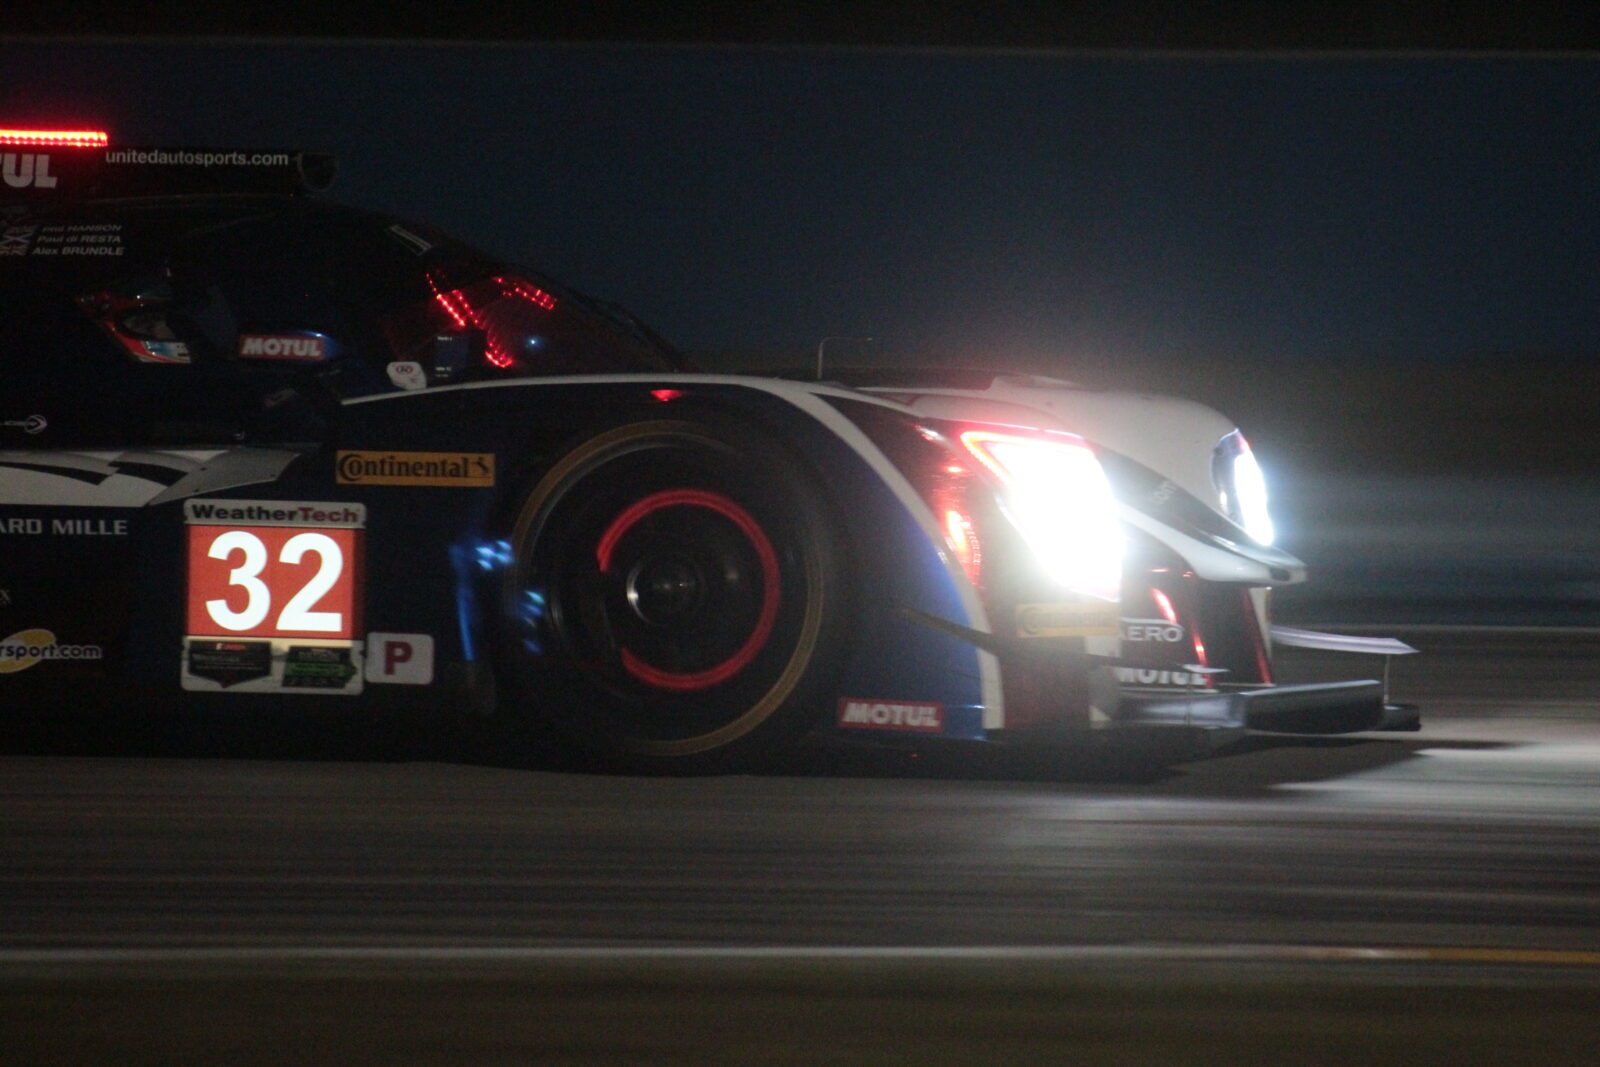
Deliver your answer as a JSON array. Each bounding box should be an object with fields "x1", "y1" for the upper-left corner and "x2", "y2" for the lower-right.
[{"x1": 4, "y1": 41, "x2": 1595, "y2": 372}]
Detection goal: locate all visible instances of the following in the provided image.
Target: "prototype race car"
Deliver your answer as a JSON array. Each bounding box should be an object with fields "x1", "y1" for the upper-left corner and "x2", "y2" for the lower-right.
[
  {"x1": 819, "y1": 366, "x2": 1420, "y2": 735},
  {"x1": 1, "y1": 128, "x2": 1142, "y2": 773}
]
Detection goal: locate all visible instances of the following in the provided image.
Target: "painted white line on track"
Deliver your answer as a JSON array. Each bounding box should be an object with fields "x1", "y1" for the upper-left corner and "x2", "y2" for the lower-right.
[{"x1": 2, "y1": 944, "x2": 1598, "y2": 968}]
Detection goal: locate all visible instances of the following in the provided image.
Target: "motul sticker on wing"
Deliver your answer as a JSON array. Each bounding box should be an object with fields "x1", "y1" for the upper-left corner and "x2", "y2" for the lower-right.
[
  {"x1": 238, "y1": 333, "x2": 330, "y2": 361},
  {"x1": 1113, "y1": 667, "x2": 1212, "y2": 688},
  {"x1": 1016, "y1": 601, "x2": 1119, "y2": 638},
  {"x1": 335, "y1": 451, "x2": 494, "y2": 488},
  {"x1": 836, "y1": 699, "x2": 945, "y2": 733}
]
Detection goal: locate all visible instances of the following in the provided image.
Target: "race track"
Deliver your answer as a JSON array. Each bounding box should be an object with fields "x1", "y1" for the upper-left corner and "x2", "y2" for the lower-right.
[{"x1": 3, "y1": 628, "x2": 1599, "y2": 1063}]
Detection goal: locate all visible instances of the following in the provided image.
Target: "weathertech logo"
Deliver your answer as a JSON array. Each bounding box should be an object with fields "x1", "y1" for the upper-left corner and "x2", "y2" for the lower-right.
[
  {"x1": 335, "y1": 451, "x2": 494, "y2": 487},
  {"x1": 836, "y1": 699, "x2": 945, "y2": 733}
]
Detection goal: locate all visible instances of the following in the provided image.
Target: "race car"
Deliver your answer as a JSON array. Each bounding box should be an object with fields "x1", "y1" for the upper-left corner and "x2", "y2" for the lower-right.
[
  {"x1": 1, "y1": 128, "x2": 1141, "y2": 773},
  {"x1": 810, "y1": 366, "x2": 1420, "y2": 735}
]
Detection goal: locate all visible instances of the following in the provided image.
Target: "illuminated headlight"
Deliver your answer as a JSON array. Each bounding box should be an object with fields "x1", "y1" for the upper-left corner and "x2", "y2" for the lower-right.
[
  {"x1": 1213, "y1": 429, "x2": 1275, "y2": 545},
  {"x1": 959, "y1": 429, "x2": 1123, "y2": 600}
]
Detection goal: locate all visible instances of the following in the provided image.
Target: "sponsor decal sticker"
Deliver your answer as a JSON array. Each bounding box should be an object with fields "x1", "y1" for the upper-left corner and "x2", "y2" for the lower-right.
[
  {"x1": 364, "y1": 633, "x2": 434, "y2": 685},
  {"x1": 283, "y1": 645, "x2": 357, "y2": 689},
  {"x1": 103, "y1": 148, "x2": 290, "y2": 168},
  {"x1": 1121, "y1": 618, "x2": 1186, "y2": 643},
  {"x1": 1016, "y1": 601, "x2": 1119, "y2": 638},
  {"x1": 1113, "y1": 667, "x2": 1211, "y2": 687},
  {"x1": 335, "y1": 450, "x2": 494, "y2": 488},
  {"x1": 386, "y1": 361, "x2": 427, "y2": 391},
  {"x1": 0, "y1": 225, "x2": 36, "y2": 255},
  {"x1": 186, "y1": 639, "x2": 273, "y2": 688},
  {"x1": 836, "y1": 699, "x2": 945, "y2": 733},
  {"x1": 181, "y1": 637, "x2": 362, "y2": 695},
  {"x1": 0, "y1": 629, "x2": 103, "y2": 674},
  {"x1": 237, "y1": 332, "x2": 331, "y2": 362}
]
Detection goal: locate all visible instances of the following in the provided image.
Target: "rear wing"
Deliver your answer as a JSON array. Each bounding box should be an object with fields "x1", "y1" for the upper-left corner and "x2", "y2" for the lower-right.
[{"x1": 2, "y1": 128, "x2": 336, "y2": 203}]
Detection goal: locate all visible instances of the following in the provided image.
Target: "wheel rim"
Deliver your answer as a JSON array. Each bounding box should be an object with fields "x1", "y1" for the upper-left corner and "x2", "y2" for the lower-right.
[
  {"x1": 506, "y1": 421, "x2": 832, "y2": 758},
  {"x1": 594, "y1": 487, "x2": 782, "y2": 692}
]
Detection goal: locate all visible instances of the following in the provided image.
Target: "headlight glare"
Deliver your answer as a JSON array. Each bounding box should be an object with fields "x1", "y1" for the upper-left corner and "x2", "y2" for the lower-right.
[
  {"x1": 1214, "y1": 430, "x2": 1275, "y2": 545},
  {"x1": 959, "y1": 428, "x2": 1122, "y2": 600}
]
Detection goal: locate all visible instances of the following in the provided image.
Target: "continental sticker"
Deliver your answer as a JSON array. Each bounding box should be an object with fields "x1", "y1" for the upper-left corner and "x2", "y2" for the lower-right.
[
  {"x1": 336, "y1": 450, "x2": 494, "y2": 488},
  {"x1": 1016, "y1": 601, "x2": 1119, "y2": 638},
  {"x1": 0, "y1": 629, "x2": 103, "y2": 674}
]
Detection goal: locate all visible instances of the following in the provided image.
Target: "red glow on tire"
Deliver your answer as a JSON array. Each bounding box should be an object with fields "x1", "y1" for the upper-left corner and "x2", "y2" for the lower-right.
[{"x1": 596, "y1": 488, "x2": 781, "y2": 691}]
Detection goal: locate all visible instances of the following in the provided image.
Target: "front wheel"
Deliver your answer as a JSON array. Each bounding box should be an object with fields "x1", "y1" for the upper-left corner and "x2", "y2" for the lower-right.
[{"x1": 499, "y1": 418, "x2": 847, "y2": 772}]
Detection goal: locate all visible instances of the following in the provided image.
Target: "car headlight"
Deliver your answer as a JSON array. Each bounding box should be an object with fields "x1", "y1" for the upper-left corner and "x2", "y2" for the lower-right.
[
  {"x1": 958, "y1": 428, "x2": 1122, "y2": 601},
  {"x1": 1212, "y1": 429, "x2": 1275, "y2": 545}
]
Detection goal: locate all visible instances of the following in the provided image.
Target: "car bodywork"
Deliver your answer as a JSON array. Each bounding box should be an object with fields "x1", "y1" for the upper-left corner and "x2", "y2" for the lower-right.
[{"x1": 819, "y1": 367, "x2": 1420, "y2": 737}]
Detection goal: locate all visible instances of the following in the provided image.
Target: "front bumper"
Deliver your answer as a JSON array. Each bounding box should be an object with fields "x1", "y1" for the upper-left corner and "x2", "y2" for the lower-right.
[{"x1": 1116, "y1": 678, "x2": 1418, "y2": 735}]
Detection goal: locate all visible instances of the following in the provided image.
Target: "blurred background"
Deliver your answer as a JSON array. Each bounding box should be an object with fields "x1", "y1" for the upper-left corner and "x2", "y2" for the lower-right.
[{"x1": 5, "y1": 16, "x2": 1595, "y2": 627}]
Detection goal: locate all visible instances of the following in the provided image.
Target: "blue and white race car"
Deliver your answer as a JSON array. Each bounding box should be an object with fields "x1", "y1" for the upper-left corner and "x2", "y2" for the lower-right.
[
  {"x1": 0, "y1": 129, "x2": 1408, "y2": 773},
  {"x1": 0, "y1": 128, "x2": 1141, "y2": 772}
]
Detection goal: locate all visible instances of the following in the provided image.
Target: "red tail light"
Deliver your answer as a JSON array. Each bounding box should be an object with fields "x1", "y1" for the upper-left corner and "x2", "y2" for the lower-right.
[{"x1": 0, "y1": 128, "x2": 109, "y2": 148}]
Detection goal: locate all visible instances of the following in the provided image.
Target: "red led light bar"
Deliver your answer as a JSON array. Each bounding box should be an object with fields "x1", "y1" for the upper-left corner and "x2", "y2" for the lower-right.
[{"x1": 0, "y1": 128, "x2": 109, "y2": 148}]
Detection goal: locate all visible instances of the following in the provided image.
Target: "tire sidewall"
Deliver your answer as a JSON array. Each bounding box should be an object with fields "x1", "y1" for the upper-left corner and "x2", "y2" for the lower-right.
[{"x1": 499, "y1": 416, "x2": 847, "y2": 772}]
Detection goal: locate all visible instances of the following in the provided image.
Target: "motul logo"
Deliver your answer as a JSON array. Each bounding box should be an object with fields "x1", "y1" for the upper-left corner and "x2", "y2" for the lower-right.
[
  {"x1": 836, "y1": 699, "x2": 945, "y2": 733},
  {"x1": 2, "y1": 153, "x2": 56, "y2": 189},
  {"x1": 238, "y1": 334, "x2": 328, "y2": 361},
  {"x1": 1113, "y1": 667, "x2": 1212, "y2": 688}
]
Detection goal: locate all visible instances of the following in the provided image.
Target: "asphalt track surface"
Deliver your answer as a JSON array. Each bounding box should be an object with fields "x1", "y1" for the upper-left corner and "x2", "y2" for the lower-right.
[{"x1": 3, "y1": 628, "x2": 1600, "y2": 1064}]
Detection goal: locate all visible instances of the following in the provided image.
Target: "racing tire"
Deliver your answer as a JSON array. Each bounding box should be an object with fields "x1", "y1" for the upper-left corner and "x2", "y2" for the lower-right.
[{"x1": 498, "y1": 418, "x2": 848, "y2": 773}]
